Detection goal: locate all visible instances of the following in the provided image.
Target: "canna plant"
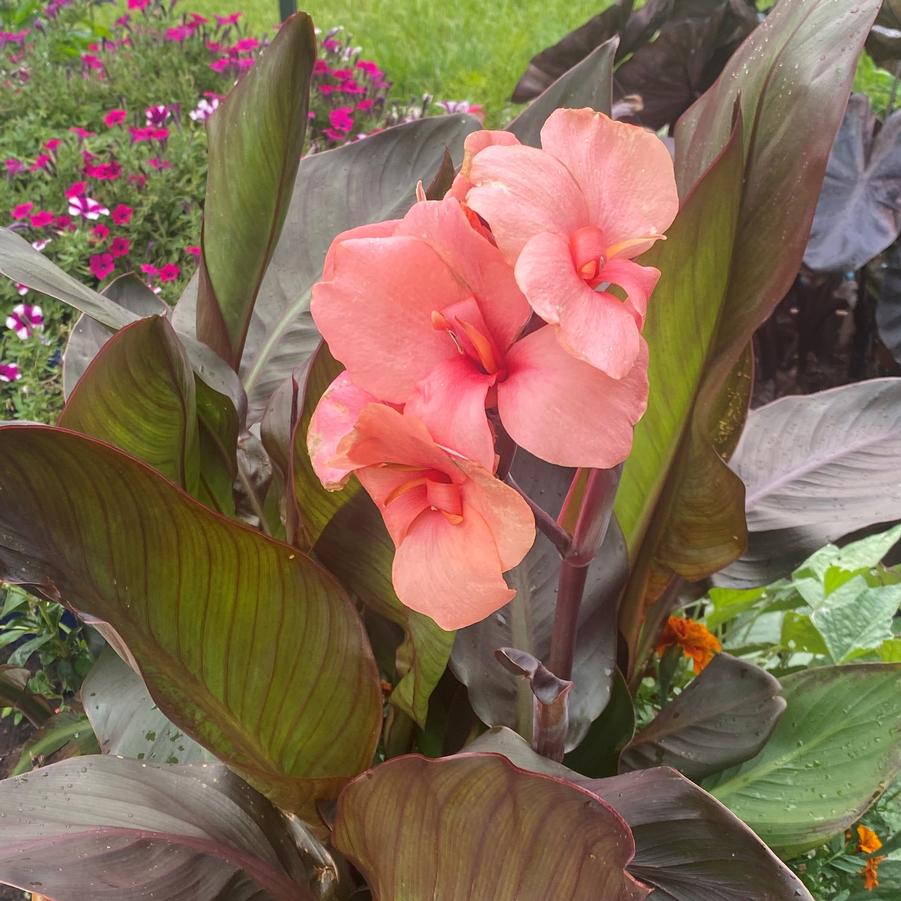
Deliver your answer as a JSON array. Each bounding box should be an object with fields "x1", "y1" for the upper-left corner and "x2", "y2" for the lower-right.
[{"x1": 0, "y1": 2, "x2": 899, "y2": 899}]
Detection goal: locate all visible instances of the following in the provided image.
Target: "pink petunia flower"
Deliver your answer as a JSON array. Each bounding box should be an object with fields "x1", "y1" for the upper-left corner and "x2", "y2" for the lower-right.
[
  {"x1": 81, "y1": 53, "x2": 104, "y2": 71},
  {"x1": 128, "y1": 173, "x2": 146, "y2": 189},
  {"x1": 6, "y1": 303, "x2": 43, "y2": 339},
  {"x1": 11, "y1": 201, "x2": 33, "y2": 220},
  {"x1": 308, "y1": 394, "x2": 534, "y2": 629},
  {"x1": 111, "y1": 204, "x2": 133, "y2": 226},
  {"x1": 54, "y1": 214, "x2": 73, "y2": 230},
  {"x1": 4, "y1": 158, "x2": 24, "y2": 176},
  {"x1": 185, "y1": 245, "x2": 201, "y2": 257},
  {"x1": 311, "y1": 196, "x2": 649, "y2": 470},
  {"x1": 158, "y1": 263, "x2": 180, "y2": 282},
  {"x1": 64, "y1": 181, "x2": 86, "y2": 198},
  {"x1": 89, "y1": 253, "x2": 115, "y2": 280},
  {"x1": 29, "y1": 154, "x2": 52, "y2": 172},
  {"x1": 189, "y1": 96, "x2": 220, "y2": 122},
  {"x1": 69, "y1": 127, "x2": 95, "y2": 140},
  {"x1": 356, "y1": 99, "x2": 375, "y2": 112},
  {"x1": 145, "y1": 104, "x2": 170, "y2": 127},
  {"x1": 339, "y1": 79, "x2": 365, "y2": 95},
  {"x1": 84, "y1": 160, "x2": 122, "y2": 181},
  {"x1": 28, "y1": 210, "x2": 54, "y2": 228},
  {"x1": 139, "y1": 263, "x2": 158, "y2": 276},
  {"x1": 109, "y1": 236, "x2": 130, "y2": 257},
  {"x1": 313, "y1": 59, "x2": 330, "y2": 75},
  {"x1": 190, "y1": 13, "x2": 208, "y2": 25},
  {"x1": 165, "y1": 25, "x2": 192, "y2": 42},
  {"x1": 355, "y1": 60, "x2": 383, "y2": 78},
  {"x1": 115, "y1": 14, "x2": 130, "y2": 27},
  {"x1": 323, "y1": 127, "x2": 347, "y2": 142},
  {"x1": 0, "y1": 363, "x2": 22, "y2": 382},
  {"x1": 91, "y1": 224, "x2": 110, "y2": 242},
  {"x1": 127, "y1": 0, "x2": 150, "y2": 9},
  {"x1": 458, "y1": 109, "x2": 679, "y2": 379},
  {"x1": 68, "y1": 195, "x2": 109, "y2": 220},
  {"x1": 104, "y1": 108, "x2": 127, "y2": 127},
  {"x1": 148, "y1": 157, "x2": 171, "y2": 170},
  {"x1": 14, "y1": 284, "x2": 28, "y2": 296},
  {"x1": 233, "y1": 37, "x2": 259, "y2": 52},
  {"x1": 215, "y1": 13, "x2": 241, "y2": 25},
  {"x1": 209, "y1": 57, "x2": 231, "y2": 74},
  {"x1": 236, "y1": 57, "x2": 255, "y2": 71},
  {"x1": 329, "y1": 107, "x2": 354, "y2": 133},
  {"x1": 31, "y1": 237, "x2": 51, "y2": 251},
  {"x1": 322, "y1": 38, "x2": 340, "y2": 52},
  {"x1": 43, "y1": 137, "x2": 61, "y2": 151},
  {"x1": 316, "y1": 83, "x2": 336, "y2": 95}
]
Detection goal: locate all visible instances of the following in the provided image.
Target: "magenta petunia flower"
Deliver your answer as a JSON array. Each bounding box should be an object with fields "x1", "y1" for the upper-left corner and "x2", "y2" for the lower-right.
[
  {"x1": 145, "y1": 104, "x2": 170, "y2": 127},
  {"x1": 158, "y1": 263, "x2": 180, "y2": 282},
  {"x1": 6, "y1": 303, "x2": 43, "y2": 339},
  {"x1": 91, "y1": 224, "x2": 110, "y2": 242},
  {"x1": 236, "y1": 57, "x2": 255, "y2": 71},
  {"x1": 89, "y1": 253, "x2": 115, "y2": 280},
  {"x1": 29, "y1": 154, "x2": 51, "y2": 172},
  {"x1": 43, "y1": 138, "x2": 61, "y2": 151},
  {"x1": 14, "y1": 284, "x2": 28, "y2": 296},
  {"x1": 4, "y1": 158, "x2": 24, "y2": 176},
  {"x1": 190, "y1": 13, "x2": 208, "y2": 25},
  {"x1": 84, "y1": 160, "x2": 122, "y2": 181},
  {"x1": 69, "y1": 127, "x2": 95, "y2": 140},
  {"x1": 329, "y1": 107, "x2": 354, "y2": 132},
  {"x1": 339, "y1": 79, "x2": 365, "y2": 95},
  {"x1": 31, "y1": 237, "x2": 51, "y2": 252},
  {"x1": 209, "y1": 57, "x2": 231, "y2": 73},
  {"x1": 11, "y1": 202, "x2": 33, "y2": 220},
  {"x1": 148, "y1": 157, "x2": 171, "y2": 170},
  {"x1": 185, "y1": 245, "x2": 201, "y2": 257},
  {"x1": 81, "y1": 53, "x2": 104, "y2": 71},
  {"x1": 313, "y1": 59, "x2": 330, "y2": 75},
  {"x1": 215, "y1": 12, "x2": 241, "y2": 25},
  {"x1": 68, "y1": 195, "x2": 109, "y2": 220},
  {"x1": 111, "y1": 204, "x2": 133, "y2": 226},
  {"x1": 28, "y1": 210, "x2": 54, "y2": 228},
  {"x1": 127, "y1": 0, "x2": 149, "y2": 9},
  {"x1": 356, "y1": 99, "x2": 375, "y2": 112},
  {"x1": 139, "y1": 263, "x2": 158, "y2": 276},
  {"x1": 234, "y1": 37, "x2": 259, "y2": 52},
  {"x1": 128, "y1": 173, "x2": 146, "y2": 189},
  {"x1": 322, "y1": 38, "x2": 340, "y2": 52},
  {"x1": 0, "y1": 363, "x2": 21, "y2": 382},
  {"x1": 355, "y1": 60, "x2": 383, "y2": 78},
  {"x1": 104, "y1": 108, "x2": 127, "y2": 127},
  {"x1": 54, "y1": 214, "x2": 73, "y2": 230},
  {"x1": 109, "y1": 236, "x2": 130, "y2": 258},
  {"x1": 64, "y1": 181, "x2": 86, "y2": 199}
]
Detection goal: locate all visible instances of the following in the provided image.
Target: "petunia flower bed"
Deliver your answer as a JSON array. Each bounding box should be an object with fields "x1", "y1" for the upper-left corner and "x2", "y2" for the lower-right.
[
  {"x1": 1, "y1": 3, "x2": 901, "y2": 899},
  {"x1": 0, "y1": 0, "x2": 466, "y2": 424}
]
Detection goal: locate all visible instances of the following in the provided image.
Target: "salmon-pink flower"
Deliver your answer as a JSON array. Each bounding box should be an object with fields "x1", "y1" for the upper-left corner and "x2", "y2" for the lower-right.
[
  {"x1": 312, "y1": 197, "x2": 648, "y2": 469},
  {"x1": 459, "y1": 109, "x2": 678, "y2": 380},
  {"x1": 308, "y1": 390, "x2": 535, "y2": 629},
  {"x1": 6, "y1": 303, "x2": 43, "y2": 339}
]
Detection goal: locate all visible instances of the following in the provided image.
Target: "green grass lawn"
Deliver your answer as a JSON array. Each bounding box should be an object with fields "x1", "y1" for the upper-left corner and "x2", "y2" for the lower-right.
[{"x1": 190, "y1": 0, "x2": 610, "y2": 124}]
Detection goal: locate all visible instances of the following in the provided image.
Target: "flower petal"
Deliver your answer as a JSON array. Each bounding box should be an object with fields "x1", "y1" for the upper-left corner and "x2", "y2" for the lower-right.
[
  {"x1": 357, "y1": 465, "x2": 431, "y2": 546},
  {"x1": 306, "y1": 372, "x2": 378, "y2": 489},
  {"x1": 598, "y1": 257, "x2": 661, "y2": 326},
  {"x1": 405, "y1": 356, "x2": 497, "y2": 471},
  {"x1": 312, "y1": 236, "x2": 463, "y2": 401},
  {"x1": 466, "y1": 144, "x2": 588, "y2": 261},
  {"x1": 515, "y1": 232, "x2": 641, "y2": 378},
  {"x1": 449, "y1": 129, "x2": 521, "y2": 200},
  {"x1": 392, "y1": 507, "x2": 515, "y2": 629},
  {"x1": 539, "y1": 108, "x2": 679, "y2": 255},
  {"x1": 322, "y1": 219, "x2": 401, "y2": 280},
  {"x1": 395, "y1": 198, "x2": 531, "y2": 350},
  {"x1": 498, "y1": 327, "x2": 649, "y2": 468}
]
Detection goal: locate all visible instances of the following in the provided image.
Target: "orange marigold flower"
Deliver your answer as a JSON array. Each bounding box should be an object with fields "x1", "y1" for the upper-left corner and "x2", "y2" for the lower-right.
[
  {"x1": 858, "y1": 825, "x2": 883, "y2": 855},
  {"x1": 656, "y1": 616, "x2": 721, "y2": 674},
  {"x1": 862, "y1": 855, "x2": 885, "y2": 891}
]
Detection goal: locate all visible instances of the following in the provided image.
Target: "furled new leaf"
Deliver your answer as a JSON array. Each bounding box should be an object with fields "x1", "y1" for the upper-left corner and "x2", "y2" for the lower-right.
[
  {"x1": 0, "y1": 756, "x2": 323, "y2": 900},
  {"x1": 0, "y1": 425, "x2": 381, "y2": 820},
  {"x1": 705, "y1": 664, "x2": 901, "y2": 858},
  {"x1": 719, "y1": 379, "x2": 901, "y2": 588},
  {"x1": 333, "y1": 753, "x2": 649, "y2": 900},
  {"x1": 804, "y1": 94, "x2": 901, "y2": 271},
  {"x1": 197, "y1": 12, "x2": 315, "y2": 368},
  {"x1": 82, "y1": 649, "x2": 212, "y2": 765},
  {"x1": 58, "y1": 316, "x2": 200, "y2": 493},
  {"x1": 619, "y1": 654, "x2": 785, "y2": 779}
]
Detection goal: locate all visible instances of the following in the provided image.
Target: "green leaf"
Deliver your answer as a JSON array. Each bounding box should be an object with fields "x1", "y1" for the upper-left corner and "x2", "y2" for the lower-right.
[
  {"x1": 197, "y1": 13, "x2": 315, "y2": 369},
  {"x1": 705, "y1": 664, "x2": 901, "y2": 858},
  {"x1": 0, "y1": 756, "x2": 323, "y2": 900},
  {"x1": 0, "y1": 425, "x2": 381, "y2": 820},
  {"x1": 82, "y1": 649, "x2": 213, "y2": 765},
  {"x1": 780, "y1": 611, "x2": 830, "y2": 657},
  {"x1": 507, "y1": 36, "x2": 617, "y2": 146},
  {"x1": 617, "y1": 0, "x2": 881, "y2": 670},
  {"x1": 706, "y1": 581, "x2": 800, "y2": 630},
  {"x1": 10, "y1": 710, "x2": 98, "y2": 777},
  {"x1": 620, "y1": 654, "x2": 785, "y2": 780},
  {"x1": 58, "y1": 316, "x2": 200, "y2": 494},
  {"x1": 333, "y1": 753, "x2": 649, "y2": 900},
  {"x1": 177, "y1": 115, "x2": 481, "y2": 421},
  {"x1": 0, "y1": 665, "x2": 52, "y2": 727},
  {"x1": 314, "y1": 491, "x2": 454, "y2": 728}
]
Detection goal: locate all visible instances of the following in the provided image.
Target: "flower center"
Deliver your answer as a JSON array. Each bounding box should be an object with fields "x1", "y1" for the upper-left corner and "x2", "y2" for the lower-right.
[
  {"x1": 569, "y1": 226, "x2": 666, "y2": 288},
  {"x1": 431, "y1": 295, "x2": 503, "y2": 376},
  {"x1": 384, "y1": 469, "x2": 464, "y2": 525}
]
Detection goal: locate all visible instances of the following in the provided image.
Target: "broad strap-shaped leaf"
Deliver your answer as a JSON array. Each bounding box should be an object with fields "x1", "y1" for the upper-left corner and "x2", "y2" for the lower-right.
[
  {"x1": 58, "y1": 316, "x2": 200, "y2": 493},
  {"x1": 0, "y1": 425, "x2": 381, "y2": 820},
  {"x1": 0, "y1": 756, "x2": 323, "y2": 900},
  {"x1": 333, "y1": 753, "x2": 650, "y2": 900},
  {"x1": 0, "y1": 664, "x2": 51, "y2": 727},
  {"x1": 82, "y1": 649, "x2": 213, "y2": 765},
  {"x1": 451, "y1": 452, "x2": 628, "y2": 750},
  {"x1": 507, "y1": 36, "x2": 617, "y2": 146},
  {"x1": 197, "y1": 13, "x2": 315, "y2": 369},
  {"x1": 719, "y1": 379, "x2": 901, "y2": 588},
  {"x1": 804, "y1": 94, "x2": 901, "y2": 271},
  {"x1": 465, "y1": 728, "x2": 811, "y2": 900},
  {"x1": 705, "y1": 664, "x2": 901, "y2": 858},
  {"x1": 315, "y1": 490, "x2": 454, "y2": 728},
  {"x1": 617, "y1": 0, "x2": 880, "y2": 672},
  {"x1": 619, "y1": 653, "x2": 785, "y2": 779},
  {"x1": 177, "y1": 115, "x2": 481, "y2": 421},
  {"x1": 63, "y1": 273, "x2": 168, "y2": 398}
]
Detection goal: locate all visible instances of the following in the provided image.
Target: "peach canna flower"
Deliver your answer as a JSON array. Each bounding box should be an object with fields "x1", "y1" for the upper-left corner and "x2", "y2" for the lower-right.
[
  {"x1": 459, "y1": 108, "x2": 679, "y2": 380},
  {"x1": 311, "y1": 196, "x2": 648, "y2": 470},
  {"x1": 308, "y1": 380, "x2": 535, "y2": 630}
]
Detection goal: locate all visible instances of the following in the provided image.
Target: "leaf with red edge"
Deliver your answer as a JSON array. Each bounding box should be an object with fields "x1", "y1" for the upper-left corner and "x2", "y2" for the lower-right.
[
  {"x1": 0, "y1": 756, "x2": 324, "y2": 900},
  {"x1": 333, "y1": 753, "x2": 650, "y2": 900},
  {"x1": 0, "y1": 425, "x2": 381, "y2": 821}
]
